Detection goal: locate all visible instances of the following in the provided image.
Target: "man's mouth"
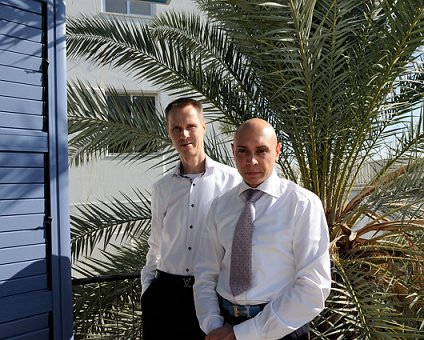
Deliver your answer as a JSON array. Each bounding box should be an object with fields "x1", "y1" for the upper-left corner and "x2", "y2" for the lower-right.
[{"x1": 244, "y1": 171, "x2": 260, "y2": 176}]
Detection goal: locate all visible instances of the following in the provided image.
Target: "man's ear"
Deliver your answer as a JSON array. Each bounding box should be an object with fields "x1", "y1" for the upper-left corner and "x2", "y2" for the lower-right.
[
  {"x1": 231, "y1": 143, "x2": 235, "y2": 156},
  {"x1": 275, "y1": 142, "x2": 282, "y2": 160}
]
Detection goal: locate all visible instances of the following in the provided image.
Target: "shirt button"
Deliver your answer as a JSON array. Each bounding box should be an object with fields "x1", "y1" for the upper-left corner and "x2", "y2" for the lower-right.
[
  {"x1": 193, "y1": 183, "x2": 196, "y2": 186},
  {"x1": 189, "y1": 225, "x2": 193, "y2": 229},
  {"x1": 188, "y1": 247, "x2": 192, "y2": 251},
  {"x1": 186, "y1": 268, "x2": 189, "y2": 272},
  {"x1": 191, "y1": 204, "x2": 194, "y2": 207}
]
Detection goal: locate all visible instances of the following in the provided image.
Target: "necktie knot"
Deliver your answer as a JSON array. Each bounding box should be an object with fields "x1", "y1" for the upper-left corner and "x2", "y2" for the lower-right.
[{"x1": 244, "y1": 189, "x2": 263, "y2": 203}]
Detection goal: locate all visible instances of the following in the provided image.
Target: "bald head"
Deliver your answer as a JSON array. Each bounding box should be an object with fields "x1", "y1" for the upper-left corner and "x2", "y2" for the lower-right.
[
  {"x1": 232, "y1": 118, "x2": 281, "y2": 187},
  {"x1": 234, "y1": 118, "x2": 278, "y2": 144}
]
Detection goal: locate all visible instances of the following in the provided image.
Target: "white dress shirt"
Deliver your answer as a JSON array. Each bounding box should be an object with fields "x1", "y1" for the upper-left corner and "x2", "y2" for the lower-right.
[
  {"x1": 141, "y1": 156, "x2": 241, "y2": 294},
  {"x1": 193, "y1": 170, "x2": 331, "y2": 340}
]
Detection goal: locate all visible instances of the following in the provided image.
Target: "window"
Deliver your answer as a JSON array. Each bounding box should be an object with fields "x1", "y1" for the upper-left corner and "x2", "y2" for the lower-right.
[
  {"x1": 106, "y1": 93, "x2": 157, "y2": 154},
  {"x1": 103, "y1": 0, "x2": 155, "y2": 16}
]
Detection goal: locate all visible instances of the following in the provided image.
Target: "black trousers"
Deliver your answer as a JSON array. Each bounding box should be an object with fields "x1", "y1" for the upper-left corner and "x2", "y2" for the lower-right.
[
  {"x1": 220, "y1": 305, "x2": 309, "y2": 340},
  {"x1": 141, "y1": 276, "x2": 205, "y2": 340}
]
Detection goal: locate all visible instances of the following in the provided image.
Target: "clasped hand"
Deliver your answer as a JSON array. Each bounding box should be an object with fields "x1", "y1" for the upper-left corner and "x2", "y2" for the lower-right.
[{"x1": 205, "y1": 323, "x2": 236, "y2": 340}]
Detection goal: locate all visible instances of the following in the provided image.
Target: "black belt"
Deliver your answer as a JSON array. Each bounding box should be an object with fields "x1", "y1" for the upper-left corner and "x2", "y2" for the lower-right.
[
  {"x1": 218, "y1": 295, "x2": 267, "y2": 318},
  {"x1": 154, "y1": 270, "x2": 195, "y2": 288}
]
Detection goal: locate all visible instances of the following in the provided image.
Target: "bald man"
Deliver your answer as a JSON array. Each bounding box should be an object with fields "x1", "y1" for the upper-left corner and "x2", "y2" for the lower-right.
[{"x1": 193, "y1": 118, "x2": 331, "y2": 340}]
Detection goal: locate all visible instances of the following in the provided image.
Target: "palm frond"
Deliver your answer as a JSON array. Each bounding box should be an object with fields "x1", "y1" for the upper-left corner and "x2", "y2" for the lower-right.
[
  {"x1": 204, "y1": 124, "x2": 235, "y2": 166},
  {"x1": 68, "y1": 80, "x2": 171, "y2": 166},
  {"x1": 74, "y1": 238, "x2": 148, "y2": 278},
  {"x1": 71, "y1": 190, "x2": 151, "y2": 262},
  {"x1": 322, "y1": 253, "x2": 424, "y2": 339}
]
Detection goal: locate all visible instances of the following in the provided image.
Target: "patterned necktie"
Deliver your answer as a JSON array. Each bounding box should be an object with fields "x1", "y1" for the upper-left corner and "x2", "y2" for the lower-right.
[{"x1": 230, "y1": 189, "x2": 264, "y2": 296}]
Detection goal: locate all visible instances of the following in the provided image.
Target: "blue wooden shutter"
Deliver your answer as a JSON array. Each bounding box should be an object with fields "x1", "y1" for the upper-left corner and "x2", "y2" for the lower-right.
[{"x1": 0, "y1": 0, "x2": 72, "y2": 338}]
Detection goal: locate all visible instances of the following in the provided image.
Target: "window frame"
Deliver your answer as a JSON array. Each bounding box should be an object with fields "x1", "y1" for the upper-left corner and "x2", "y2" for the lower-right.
[{"x1": 101, "y1": 0, "x2": 157, "y2": 17}]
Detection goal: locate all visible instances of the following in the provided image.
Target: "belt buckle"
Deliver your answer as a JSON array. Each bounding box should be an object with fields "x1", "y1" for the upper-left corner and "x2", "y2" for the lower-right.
[
  {"x1": 233, "y1": 304, "x2": 253, "y2": 318},
  {"x1": 233, "y1": 304, "x2": 240, "y2": 317},
  {"x1": 232, "y1": 304, "x2": 250, "y2": 317}
]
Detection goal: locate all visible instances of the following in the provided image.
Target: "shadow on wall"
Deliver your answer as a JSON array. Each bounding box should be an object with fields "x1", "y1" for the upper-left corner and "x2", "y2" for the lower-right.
[{"x1": 0, "y1": 256, "x2": 73, "y2": 339}]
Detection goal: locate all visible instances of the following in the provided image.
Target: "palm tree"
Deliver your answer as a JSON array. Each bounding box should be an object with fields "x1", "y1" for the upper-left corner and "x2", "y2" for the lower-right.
[{"x1": 67, "y1": 0, "x2": 424, "y2": 338}]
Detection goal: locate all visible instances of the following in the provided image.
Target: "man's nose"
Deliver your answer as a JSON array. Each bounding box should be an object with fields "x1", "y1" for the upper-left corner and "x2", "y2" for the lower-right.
[
  {"x1": 180, "y1": 128, "x2": 189, "y2": 138},
  {"x1": 247, "y1": 154, "x2": 258, "y2": 165}
]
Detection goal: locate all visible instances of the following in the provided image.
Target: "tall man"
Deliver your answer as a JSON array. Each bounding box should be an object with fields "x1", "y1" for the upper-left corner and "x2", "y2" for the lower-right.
[
  {"x1": 141, "y1": 98, "x2": 241, "y2": 339},
  {"x1": 194, "y1": 118, "x2": 331, "y2": 340}
]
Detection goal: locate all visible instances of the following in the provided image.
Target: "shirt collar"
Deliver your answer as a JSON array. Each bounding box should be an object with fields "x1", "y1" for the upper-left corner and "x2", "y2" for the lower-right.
[
  {"x1": 172, "y1": 155, "x2": 216, "y2": 178},
  {"x1": 237, "y1": 170, "x2": 281, "y2": 198}
]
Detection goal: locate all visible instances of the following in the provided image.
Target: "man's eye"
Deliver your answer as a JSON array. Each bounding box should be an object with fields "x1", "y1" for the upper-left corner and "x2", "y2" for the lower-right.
[
  {"x1": 172, "y1": 127, "x2": 181, "y2": 132},
  {"x1": 238, "y1": 149, "x2": 247, "y2": 153}
]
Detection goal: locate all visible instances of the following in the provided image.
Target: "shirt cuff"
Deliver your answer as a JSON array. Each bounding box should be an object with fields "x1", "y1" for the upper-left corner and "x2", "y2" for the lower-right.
[
  {"x1": 204, "y1": 315, "x2": 225, "y2": 334},
  {"x1": 233, "y1": 317, "x2": 261, "y2": 340},
  {"x1": 141, "y1": 278, "x2": 152, "y2": 295}
]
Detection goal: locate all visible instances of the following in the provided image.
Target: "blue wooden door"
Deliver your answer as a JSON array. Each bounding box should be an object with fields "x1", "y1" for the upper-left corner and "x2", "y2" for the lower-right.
[{"x1": 0, "y1": 0, "x2": 72, "y2": 338}]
